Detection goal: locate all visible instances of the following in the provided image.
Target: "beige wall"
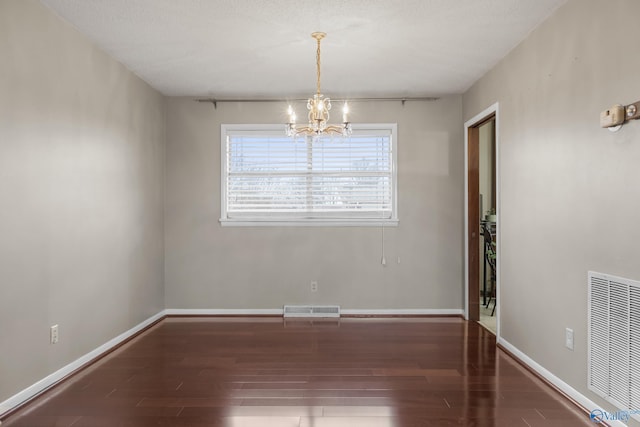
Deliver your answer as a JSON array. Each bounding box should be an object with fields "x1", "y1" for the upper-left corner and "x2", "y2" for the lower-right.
[
  {"x1": 165, "y1": 97, "x2": 464, "y2": 310},
  {"x1": 464, "y1": 0, "x2": 640, "y2": 421},
  {"x1": 0, "y1": 0, "x2": 165, "y2": 402}
]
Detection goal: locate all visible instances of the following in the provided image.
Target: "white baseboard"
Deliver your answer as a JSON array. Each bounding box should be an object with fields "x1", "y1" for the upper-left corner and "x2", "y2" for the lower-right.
[
  {"x1": 165, "y1": 308, "x2": 464, "y2": 317},
  {"x1": 0, "y1": 310, "x2": 166, "y2": 418},
  {"x1": 165, "y1": 308, "x2": 283, "y2": 316},
  {"x1": 341, "y1": 308, "x2": 464, "y2": 316},
  {"x1": 498, "y1": 337, "x2": 625, "y2": 427}
]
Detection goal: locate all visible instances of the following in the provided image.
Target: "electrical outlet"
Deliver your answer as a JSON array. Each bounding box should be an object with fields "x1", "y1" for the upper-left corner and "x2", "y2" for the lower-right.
[
  {"x1": 565, "y1": 328, "x2": 574, "y2": 350},
  {"x1": 310, "y1": 281, "x2": 318, "y2": 292},
  {"x1": 50, "y1": 324, "x2": 59, "y2": 344}
]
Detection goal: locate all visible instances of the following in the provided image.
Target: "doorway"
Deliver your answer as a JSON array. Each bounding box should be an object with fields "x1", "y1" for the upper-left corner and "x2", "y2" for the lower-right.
[{"x1": 464, "y1": 103, "x2": 499, "y2": 336}]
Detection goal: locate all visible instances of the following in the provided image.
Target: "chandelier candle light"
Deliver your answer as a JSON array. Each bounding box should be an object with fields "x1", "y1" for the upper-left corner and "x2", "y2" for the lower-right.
[{"x1": 286, "y1": 32, "x2": 352, "y2": 137}]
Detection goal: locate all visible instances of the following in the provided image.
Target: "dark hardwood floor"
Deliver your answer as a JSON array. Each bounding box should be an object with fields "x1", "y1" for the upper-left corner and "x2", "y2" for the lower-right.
[{"x1": 2, "y1": 317, "x2": 594, "y2": 426}]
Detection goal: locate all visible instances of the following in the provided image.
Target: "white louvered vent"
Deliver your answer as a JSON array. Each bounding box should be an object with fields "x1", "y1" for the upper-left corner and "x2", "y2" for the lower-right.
[
  {"x1": 283, "y1": 305, "x2": 340, "y2": 318},
  {"x1": 588, "y1": 271, "x2": 640, "y2": 420}
]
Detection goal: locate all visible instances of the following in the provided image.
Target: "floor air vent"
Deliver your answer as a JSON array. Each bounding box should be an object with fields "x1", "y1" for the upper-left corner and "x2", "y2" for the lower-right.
[
  {"x1": 283, "y1": 305, "x2": 340, "y2": 318},
  {"x1": 588, "y1": 271, "x2": 640, "y2": 419}
]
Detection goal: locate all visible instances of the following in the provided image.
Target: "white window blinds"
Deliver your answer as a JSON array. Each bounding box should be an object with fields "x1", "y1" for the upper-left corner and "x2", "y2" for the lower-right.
[{"x1": 220, "y1": 124, "x2": 397, "y2": 226}]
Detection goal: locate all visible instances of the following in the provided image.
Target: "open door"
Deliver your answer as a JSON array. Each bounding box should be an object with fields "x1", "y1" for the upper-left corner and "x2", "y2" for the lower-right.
[
  {"x1": 465, "y1": 104, "x2": 498, "y2": 329},
  {"x1": 467, "y1": 126, "x2": 480, "y2": 321}
]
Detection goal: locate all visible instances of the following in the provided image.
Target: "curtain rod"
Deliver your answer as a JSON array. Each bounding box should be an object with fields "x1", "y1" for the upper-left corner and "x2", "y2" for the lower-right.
[{"x1": 196, "y1": 97, "x2": 439, "y2": 108}]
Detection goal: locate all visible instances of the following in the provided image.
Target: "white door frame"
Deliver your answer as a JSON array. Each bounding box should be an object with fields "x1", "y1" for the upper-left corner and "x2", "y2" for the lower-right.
[{"x1": 464, "y1": 102, "x2": 500, "y2": 338}]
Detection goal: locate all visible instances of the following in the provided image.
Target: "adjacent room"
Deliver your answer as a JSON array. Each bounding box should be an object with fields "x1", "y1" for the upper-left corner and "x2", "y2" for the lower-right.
[{"x1": 1, "y1": 0, "x2": 639, "y2": 426}]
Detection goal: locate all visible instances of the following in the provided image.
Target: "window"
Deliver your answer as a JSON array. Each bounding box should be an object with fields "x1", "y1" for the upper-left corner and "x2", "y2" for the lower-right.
[{"x1": 220, "y1": 124, "x2": 398, "y2": 226}]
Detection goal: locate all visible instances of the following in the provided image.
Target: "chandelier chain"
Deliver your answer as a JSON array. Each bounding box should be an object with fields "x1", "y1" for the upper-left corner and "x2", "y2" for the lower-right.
[{"x1": 316, "y1": 36, "x2": 322, "y2": 95}]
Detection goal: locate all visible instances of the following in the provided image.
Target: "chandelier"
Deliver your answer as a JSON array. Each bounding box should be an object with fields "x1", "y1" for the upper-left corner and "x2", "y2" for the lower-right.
[{"x1": 286, "y1": 32, "x2": 352, "y2": 137}]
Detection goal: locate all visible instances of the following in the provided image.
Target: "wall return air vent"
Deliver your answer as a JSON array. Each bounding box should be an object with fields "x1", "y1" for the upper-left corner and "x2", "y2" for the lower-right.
[
  {"x1": 588, "y1": 271, "x2": 640, "y2": 421},
  {"x1": 283, "y1": 305, "x2": 340, "y2": 318}
]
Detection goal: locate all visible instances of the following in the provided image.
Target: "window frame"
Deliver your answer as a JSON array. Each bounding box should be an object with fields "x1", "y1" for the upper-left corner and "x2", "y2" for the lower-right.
[{"x1": 219, "y1": 123, "x2": 398, "y2": 227}]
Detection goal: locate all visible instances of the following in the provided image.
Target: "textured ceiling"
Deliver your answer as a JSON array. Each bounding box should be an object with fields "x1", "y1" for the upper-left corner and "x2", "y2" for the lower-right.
[{"x1": 39, "y1": 0, "x2": 566, "y2": 98}]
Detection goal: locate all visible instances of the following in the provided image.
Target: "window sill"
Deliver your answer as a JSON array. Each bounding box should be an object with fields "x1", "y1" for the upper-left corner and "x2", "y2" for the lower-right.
[{"x1": 219, "y1": 218, "x2": 399, "y2": 227}]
